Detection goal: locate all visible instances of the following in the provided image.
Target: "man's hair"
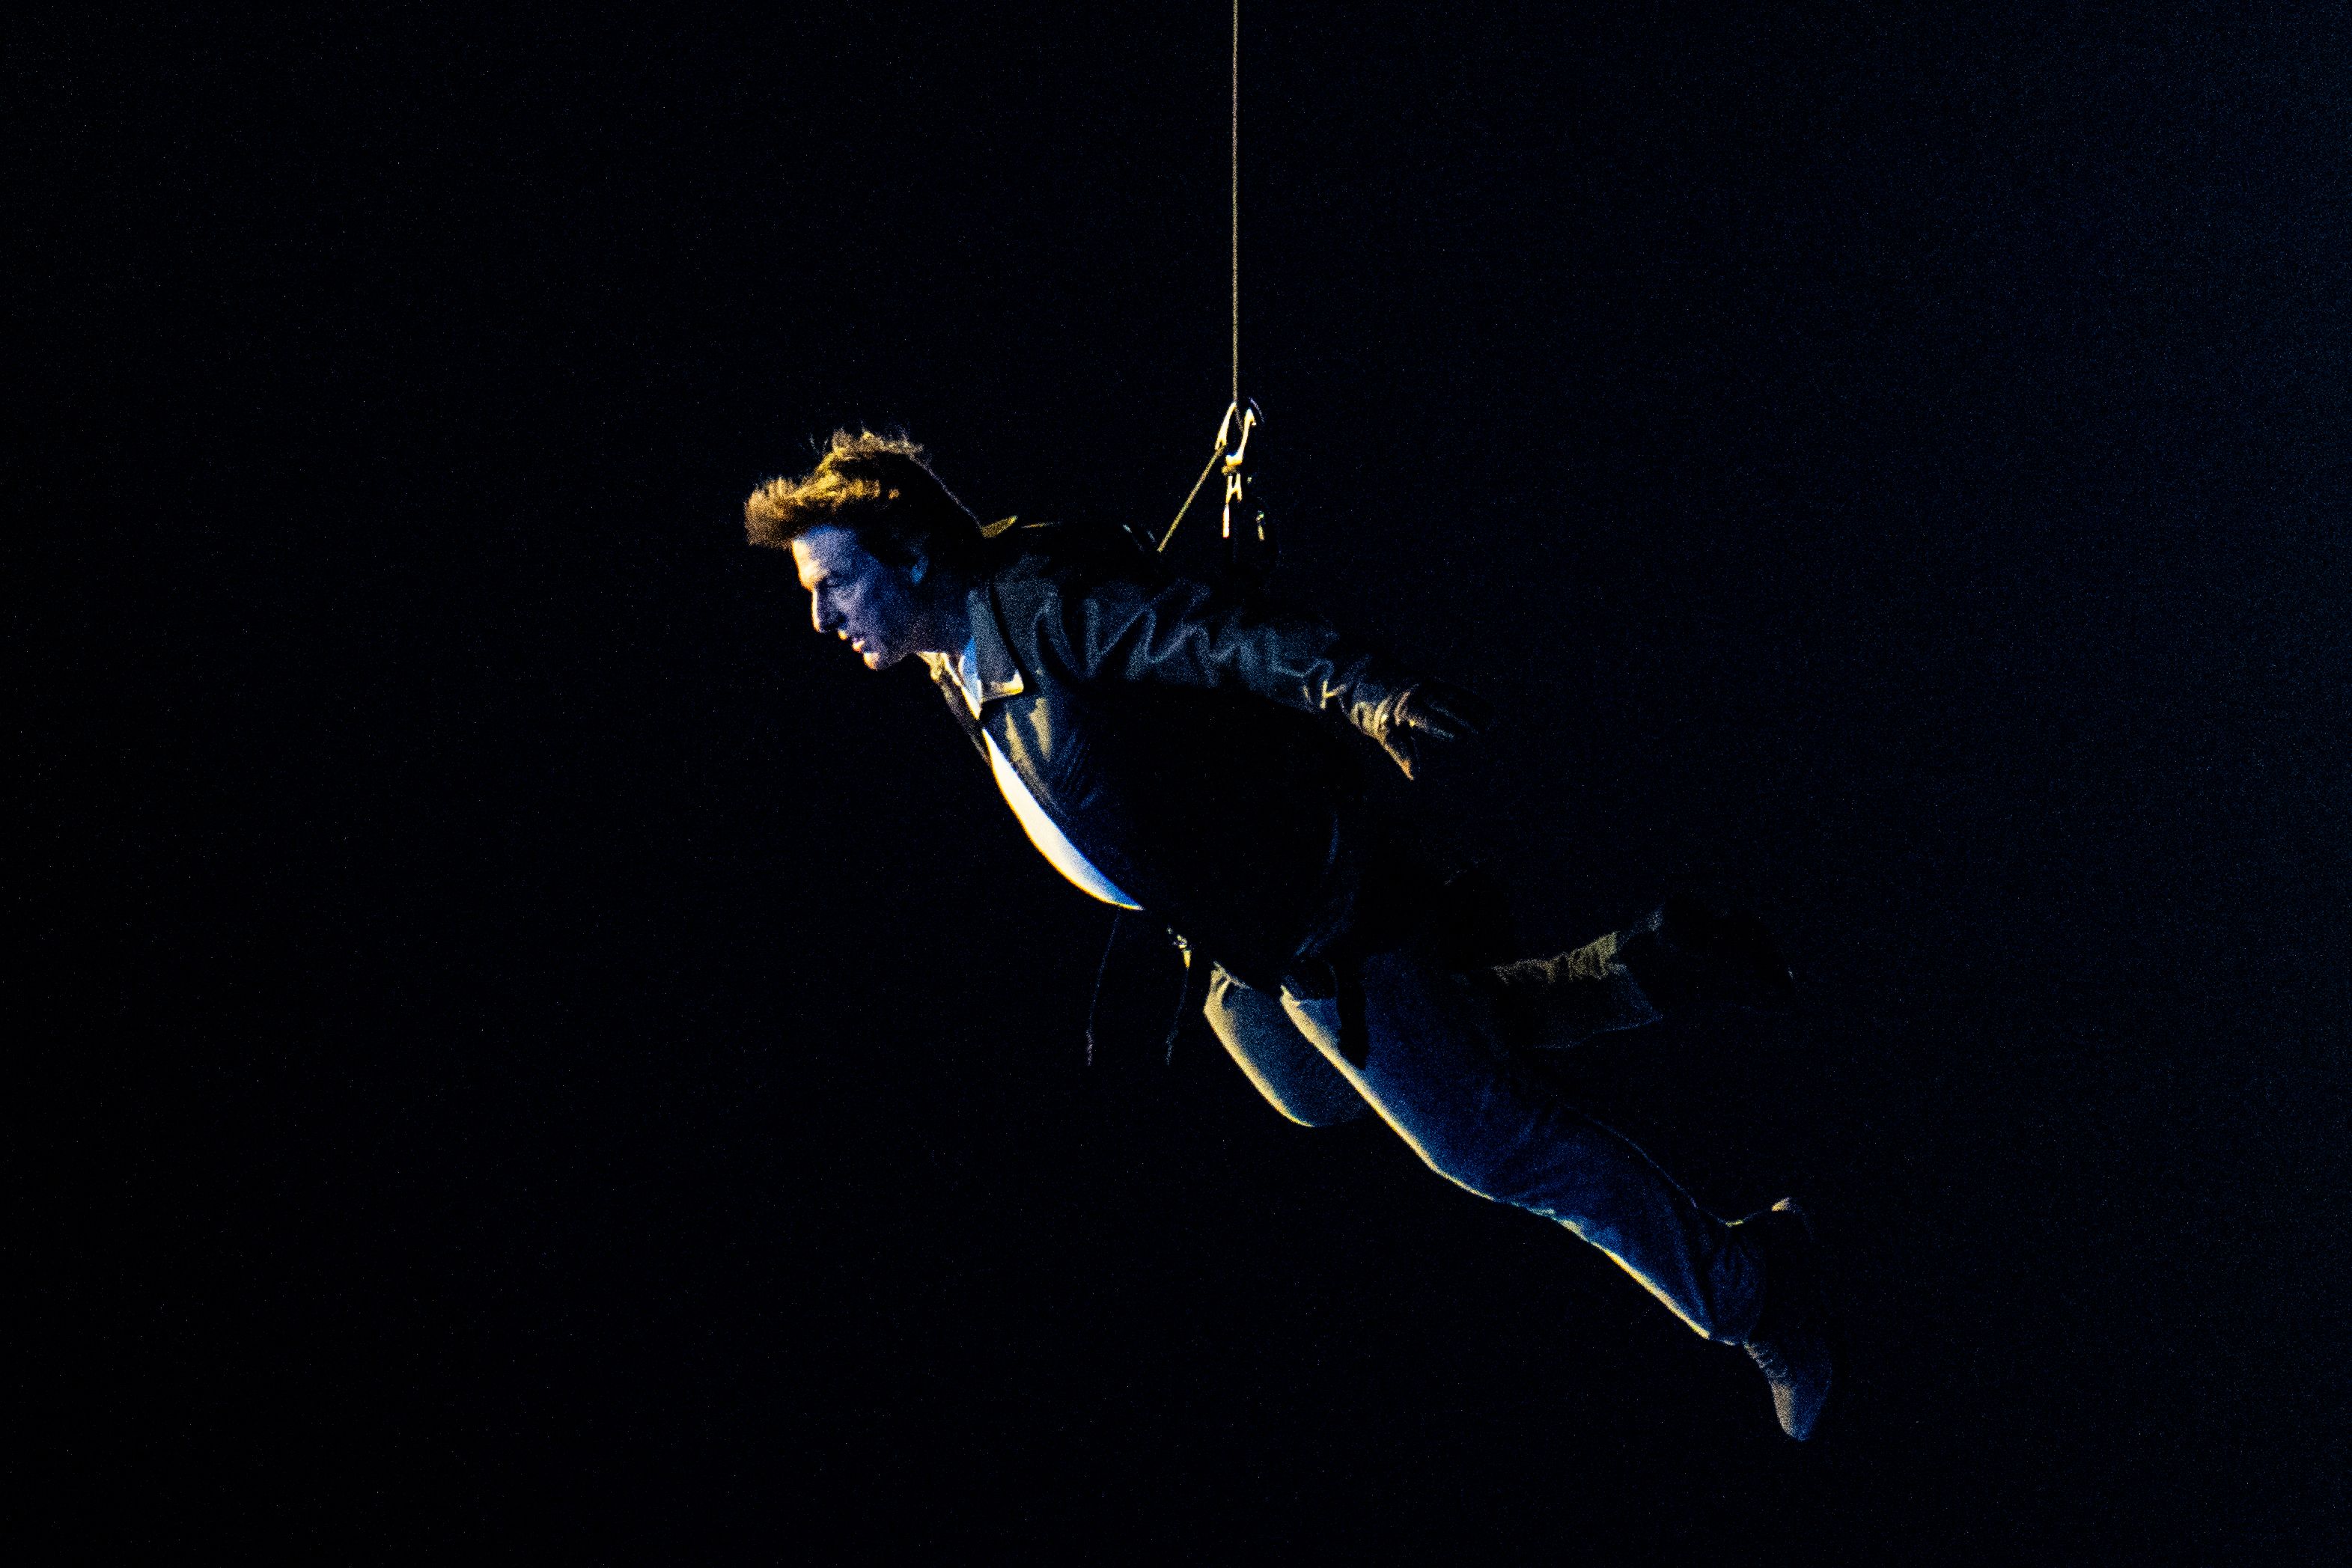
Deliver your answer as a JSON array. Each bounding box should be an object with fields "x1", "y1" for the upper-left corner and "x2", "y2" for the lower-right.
[{"x1": 744, "y1": 429, "x2": 982, "y2": 571}]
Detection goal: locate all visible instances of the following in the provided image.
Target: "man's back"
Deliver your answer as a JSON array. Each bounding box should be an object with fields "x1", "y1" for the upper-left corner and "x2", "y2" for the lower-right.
[{"x1": 932, "y1": 532, "x2": 1413, "y2": 988}]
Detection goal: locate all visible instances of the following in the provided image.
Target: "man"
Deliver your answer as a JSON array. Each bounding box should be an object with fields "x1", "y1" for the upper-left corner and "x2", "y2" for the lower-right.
[{"x1": 747, "y1": 429, "x2": 1835, "y2": 1439}]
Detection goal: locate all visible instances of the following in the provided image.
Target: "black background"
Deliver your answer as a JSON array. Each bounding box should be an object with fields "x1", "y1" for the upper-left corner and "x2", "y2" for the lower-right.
[{"x1": 13, "y1": 2, "x2": 2348, "y2": 1558}]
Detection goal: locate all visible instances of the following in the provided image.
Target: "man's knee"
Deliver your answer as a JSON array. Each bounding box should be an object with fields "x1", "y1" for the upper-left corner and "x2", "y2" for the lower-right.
[
  {"x1": 1405, "y1": 1129, "x2": 1517, "y2": 1201},
  {"x1": 1205, "y1": 968, "x2": 1369, "y2": 1128},
  {"x1": 1261, "y1": 1089, "x2": 1371, "y2": 1128}
]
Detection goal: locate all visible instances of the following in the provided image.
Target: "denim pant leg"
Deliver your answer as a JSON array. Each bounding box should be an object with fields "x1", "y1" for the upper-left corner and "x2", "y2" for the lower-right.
[
  {"x1": 1282, "y1": 942, "x2": 1764, "y2": 1343},
  {"x1": 1487, "y1": 927, "x2": 1664, "y2": 1049},
  {"x1": 1203, "y1": 963, "x2": 1370, "y2": 1128}
]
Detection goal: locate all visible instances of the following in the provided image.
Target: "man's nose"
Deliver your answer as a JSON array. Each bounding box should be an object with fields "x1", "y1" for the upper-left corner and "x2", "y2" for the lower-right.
[{"x1": 809, "y1": 595, "x2": 833, "y2": 634}]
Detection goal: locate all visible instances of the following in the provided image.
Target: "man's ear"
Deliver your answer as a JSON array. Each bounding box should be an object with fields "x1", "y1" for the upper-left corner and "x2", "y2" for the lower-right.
[{"x1": 905, "y1": 544, "x2": 930, "y2": 586}]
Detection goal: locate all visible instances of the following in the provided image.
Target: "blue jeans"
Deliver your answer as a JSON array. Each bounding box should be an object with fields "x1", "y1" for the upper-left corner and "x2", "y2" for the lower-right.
[{"x1": 1203, "y1": 930, "x2": 1766, "y2": 1342}]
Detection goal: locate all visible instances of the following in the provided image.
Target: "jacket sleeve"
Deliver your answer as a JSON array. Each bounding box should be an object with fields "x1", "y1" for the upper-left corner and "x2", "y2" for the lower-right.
[{"x1": 1018, "y1": 567, "x2": 1422, "y2": 740}]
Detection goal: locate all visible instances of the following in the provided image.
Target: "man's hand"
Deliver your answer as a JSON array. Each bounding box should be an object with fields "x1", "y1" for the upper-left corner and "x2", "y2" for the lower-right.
[{"x1": 1371, "y1": 678, "x2": 1496, "y2": 780}]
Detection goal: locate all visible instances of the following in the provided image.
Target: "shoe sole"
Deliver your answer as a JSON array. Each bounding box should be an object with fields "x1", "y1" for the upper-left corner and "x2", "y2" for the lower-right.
[{"x1": 1770, "y1": 1198, "x2": 1838, "y2": 1442}]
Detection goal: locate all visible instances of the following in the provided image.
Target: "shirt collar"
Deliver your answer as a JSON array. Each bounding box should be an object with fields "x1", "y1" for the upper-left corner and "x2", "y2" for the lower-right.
[
  {"x1": 957, "y1": 581, "x2": 1025, "y2": 706},
  {"x1": 927, "y1": 582, "x2": 1024, "y2": 719}
]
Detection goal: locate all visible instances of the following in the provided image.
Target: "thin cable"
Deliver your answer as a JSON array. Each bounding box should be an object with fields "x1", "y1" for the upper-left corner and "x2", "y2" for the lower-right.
[{"x1": 1159, "y1": 440, "x2": 1223, "y2": 552}]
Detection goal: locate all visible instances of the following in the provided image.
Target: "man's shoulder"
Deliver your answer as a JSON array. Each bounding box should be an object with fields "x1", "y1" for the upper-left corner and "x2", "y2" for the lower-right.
[
  {"x1": 981, "y1": 530, "x2": 1175, "y2": 626},
  {"x1": 980, "y1": 519, "x2": 1159, "y2": 585}
]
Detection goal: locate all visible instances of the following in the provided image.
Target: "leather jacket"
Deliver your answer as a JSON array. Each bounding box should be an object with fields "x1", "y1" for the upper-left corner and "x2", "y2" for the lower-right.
[{"x1": 927, "y1": 527, "x2": 1434, "y2": 991}]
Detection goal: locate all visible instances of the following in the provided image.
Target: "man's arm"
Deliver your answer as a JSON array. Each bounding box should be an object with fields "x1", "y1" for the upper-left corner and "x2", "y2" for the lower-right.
[{"x1": 1015, "y1": 567, "x2": 1493, "y2": 778}]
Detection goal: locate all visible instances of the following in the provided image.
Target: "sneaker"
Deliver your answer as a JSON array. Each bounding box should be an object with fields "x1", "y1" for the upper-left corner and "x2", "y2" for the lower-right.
[{"x1": 1737, "y1": 1198, "x2": 1835, "y2": 1440}]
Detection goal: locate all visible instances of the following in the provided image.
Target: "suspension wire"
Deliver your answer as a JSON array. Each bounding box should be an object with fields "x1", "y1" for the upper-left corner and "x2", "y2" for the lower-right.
[
  {"x1": 1160, "y1": 442, "x2": 1225, "y2": 552},
  {"x1": 1162, "y1": 1, "x2": 1245, "y2": 554}
]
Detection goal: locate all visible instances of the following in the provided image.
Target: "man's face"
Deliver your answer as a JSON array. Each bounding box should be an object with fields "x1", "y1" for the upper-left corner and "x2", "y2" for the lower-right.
[{"x1": 790, "y1": 523, "x2": 928, "y2": 671}]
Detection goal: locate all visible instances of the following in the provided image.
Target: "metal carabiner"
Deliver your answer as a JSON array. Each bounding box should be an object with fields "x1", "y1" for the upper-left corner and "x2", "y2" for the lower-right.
[
  {"x1": 1216, "y1": 397, "x2": 1261, "y2": 474},
  {"x1": 1158, "y1": 398, "x2": 1269, "y2": 557},
  {"x1": 1218, "y1": 398, "x2": 1263, "y2": 540}
]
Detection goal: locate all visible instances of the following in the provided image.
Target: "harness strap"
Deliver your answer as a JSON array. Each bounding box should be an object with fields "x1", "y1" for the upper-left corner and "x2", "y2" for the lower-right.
[
  {"x1": 1164, "y1": 931, "x2": 1204, "y2": 1066},
  {"x1": 1084, "y1": 909, "x2": 1124, "y2": 1066},
  {"x1": 1084, "y1": 915, "x2": 1211, "y2": 1067}
]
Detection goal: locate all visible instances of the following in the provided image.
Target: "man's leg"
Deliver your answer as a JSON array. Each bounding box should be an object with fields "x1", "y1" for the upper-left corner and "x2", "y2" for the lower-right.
[
  {"x1": 1282, "y1": 940, "x2": 1764, "y2": 1343},
  {"x1": 1483, "y1": 928, "x2": 1663, "y2": 1049},
  {"x1": 1203, "y1": 963, "x2": 1370, "y2": 1128},
  {"x1": 1484, "y1": 897, "x2": 1798, "y2": 1049}
]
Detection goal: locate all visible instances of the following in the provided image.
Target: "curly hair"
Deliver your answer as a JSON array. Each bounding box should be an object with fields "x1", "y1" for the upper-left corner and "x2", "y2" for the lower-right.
[{"x1": 743, "y1": 429, "x2": 983, "y2": 570}]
